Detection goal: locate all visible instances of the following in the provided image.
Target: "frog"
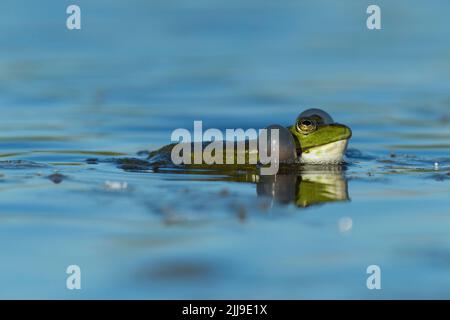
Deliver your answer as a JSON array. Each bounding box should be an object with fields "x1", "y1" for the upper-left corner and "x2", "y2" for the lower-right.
[{"x1": 147, "y1": 108, "x2": 352, "y2": 169}]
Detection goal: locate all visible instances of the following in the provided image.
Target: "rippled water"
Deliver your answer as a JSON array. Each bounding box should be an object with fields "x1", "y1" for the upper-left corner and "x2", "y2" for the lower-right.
[{"x1": 1, "y1": 0, "x2": 450, "y2": 299}]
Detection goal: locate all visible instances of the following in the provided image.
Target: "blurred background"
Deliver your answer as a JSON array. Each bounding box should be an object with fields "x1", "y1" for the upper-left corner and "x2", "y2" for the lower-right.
[{"x1": 1, "y1": 0, "x2": 450, "y2": 299}]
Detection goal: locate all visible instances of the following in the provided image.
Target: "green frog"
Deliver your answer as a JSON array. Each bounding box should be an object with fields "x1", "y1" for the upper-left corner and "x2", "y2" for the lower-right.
[
  {"x1": 108, "y1": 109, "x2": 352, "y2": 208},
  {"x1": 148, "y1": 108, "x2": 352, "y2": 169}
]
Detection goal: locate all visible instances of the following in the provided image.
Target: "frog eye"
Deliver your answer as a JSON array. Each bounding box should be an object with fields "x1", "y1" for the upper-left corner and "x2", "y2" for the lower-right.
[
  {"x1": 298, "y1": 108, "x2": 334, "y2": 124},
  {"x1": 296, "y1": 118, "x2": 317, "y2": 134}
]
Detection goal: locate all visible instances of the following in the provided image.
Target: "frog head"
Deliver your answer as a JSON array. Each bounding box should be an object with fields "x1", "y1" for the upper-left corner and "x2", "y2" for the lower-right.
[{"x1": 288, "y1": 109, "x2": 352, "y2": 164}]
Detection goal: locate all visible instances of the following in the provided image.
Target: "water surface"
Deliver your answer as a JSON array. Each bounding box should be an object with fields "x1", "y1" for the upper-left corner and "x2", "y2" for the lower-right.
[{"x1": 1, "y1": 0, "x2": 450, "y2": 299}]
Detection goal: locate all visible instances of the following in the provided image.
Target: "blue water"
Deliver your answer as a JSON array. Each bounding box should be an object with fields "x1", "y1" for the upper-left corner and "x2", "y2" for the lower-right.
[{"x1": 1, "y1": 0, "x2": 450, "y2": 299}]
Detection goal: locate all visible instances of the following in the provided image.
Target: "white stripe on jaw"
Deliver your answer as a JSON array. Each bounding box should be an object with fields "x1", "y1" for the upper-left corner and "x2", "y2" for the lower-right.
[{"x1": 299, "y1": 139, "x2": 349, "y2": 164}]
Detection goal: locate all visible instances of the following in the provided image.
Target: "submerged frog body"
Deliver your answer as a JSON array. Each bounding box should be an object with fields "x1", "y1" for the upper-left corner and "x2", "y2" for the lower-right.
[{"x1": 148, "y1": 108, "x2": 352, "y2": 169}]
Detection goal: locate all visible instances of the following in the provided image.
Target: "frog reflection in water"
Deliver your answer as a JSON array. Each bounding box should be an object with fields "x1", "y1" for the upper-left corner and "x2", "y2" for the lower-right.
[
  {"x1": 256, "y1": 168, "x2": 349, "y2": 208},
  {"x1": 147, "y1": 108, "x2": 352, "y2": 208}
]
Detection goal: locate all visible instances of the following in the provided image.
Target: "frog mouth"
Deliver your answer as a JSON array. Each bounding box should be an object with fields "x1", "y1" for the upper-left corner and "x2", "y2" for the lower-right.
[{"x1": 299, "y1": 139, "x2": 349, "y2": 164}]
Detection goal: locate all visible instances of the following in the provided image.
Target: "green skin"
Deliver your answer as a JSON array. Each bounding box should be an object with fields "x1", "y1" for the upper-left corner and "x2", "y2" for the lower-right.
[
  {"x1": 288, "y1": 123, "x2": 352, "y2": 153},
  {"x1": 148, "y1": 115, "x2": 352, "y2": 168}
]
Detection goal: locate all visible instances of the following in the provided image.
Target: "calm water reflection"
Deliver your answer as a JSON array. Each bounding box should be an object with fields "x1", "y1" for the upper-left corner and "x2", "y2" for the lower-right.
[{"x1": 257, "y1": 168, "x2": 349, "y2": 207}]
